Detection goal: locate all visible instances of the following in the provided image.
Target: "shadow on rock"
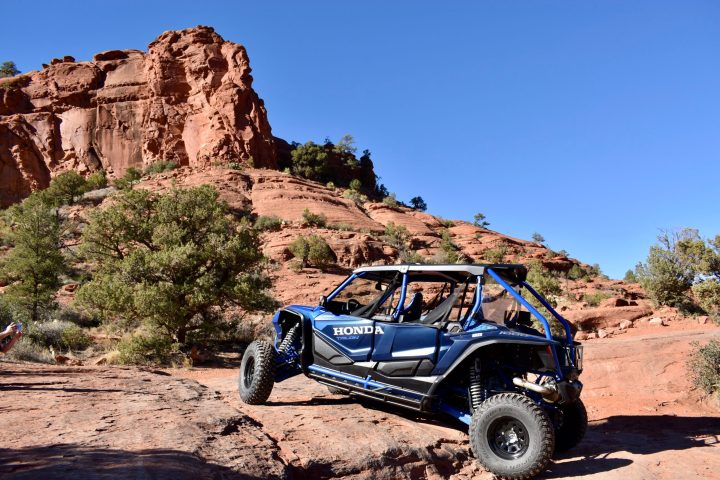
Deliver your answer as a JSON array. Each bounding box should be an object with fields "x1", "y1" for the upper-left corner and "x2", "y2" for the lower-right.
[
  {"x1": 542, "y1": 415, "x2": 720, "y2": 478},
  {"x1": 265, "y1": 395, "x2": 358, "y2": 407},
  {"x1": 0, "y1": 444, "x2": 269, "y2": 480}
]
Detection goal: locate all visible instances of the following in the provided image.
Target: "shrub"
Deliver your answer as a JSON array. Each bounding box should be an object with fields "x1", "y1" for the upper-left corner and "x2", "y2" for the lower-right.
[
  {"x1": 288, "y1": 258, "x2": 304, "y2": 273},
  {"x1": 403, "y1": 250, "x2": 425, "y2": 264},
  {"x1": 326, "y1": 181, "x2": 336, "y2": 190},
  {"x1": 688, "y1": 340, "x2": 720, "y2": 397},
  {"x1": 113, "y1": 167, "x2": 143, "y2": 190},
  {"x1": 484, "y1": 245, "x2": 508, "y2": 264},
  {"x1": 144, "y1": 161, "x2": 178, "y2": 175},
  {"x1": 343, "y1": 189, "x2": 367, "y2": 206},
  {"x1": 85, "y1": 171, "x2": 108, "y2": 191},
  {"x1": 61, "y1": 325, "x2": 91, "y2": 350},
  {"x1": 384, "y1": 222, "x2": 420, "y2": 263},
  {"x1": 43, "y1": 171, "x2": 87, "y2": 206},
  {"x1": 439, "y1": 229, "x2": 468, "y2": 264},
  {"x1": 439, "y1": 219, "x2": 455, "y2": 228},
  {"x1": 301, "y1": 208, "x2": 327, "y2": 228},
  {"x1": 349, "y1": 179, "x2": 361, "y2": 192},
  {"x1": 228, "y1": 162, "x2": 243, "y2": 170},
  {"x1": 583, "y1": 292, "x2": 611, "y2": 307},
  {"x1": 329, "y1": 222, "x2": 354, "y2": 231},
  {"x1": 304, "y1": 235, "x2": 335, "y2": 269},
  {"x1": 27, "y1": 321, "x2": 88, "y2": 350},
  {"x1": 692, "y1": 279, "x2": 720, "y2": 323},
  {"x1": 568, "y1": 264, "x2": 586, "y2": 281},
  {"x1": 623, "y1": 269, "x2": 638, "y2": 283},
  {"x1": 532, "y1": 232, "x2": 545, "y2": 244},
  {"x1": 254, "y1": 215, "x2": 283, "y2": 232},
  {"x1": 382, "y1": 194, "x2": 400, "y2": 209},
  {"x1": 636, "y1": 229, "x2": 699, "y2": 308},
  {"x1": 289, "y1": 235, "x2": 335, "y2": 269},
  {"x1": 4, "y1": 339, "x2": 54, "y2": 363},
  {"x1": 526, "y1": 263, "x2": 562, "y2": 307},
  {"x1": 117, "y1": 333, "x2": 182, "y2": 365},
  {"x1": 55, "y1": 306, "x2": 100, "y2": 328}
]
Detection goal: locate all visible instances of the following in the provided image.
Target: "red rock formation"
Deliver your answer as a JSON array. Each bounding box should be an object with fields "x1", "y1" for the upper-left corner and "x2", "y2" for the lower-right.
[{"x1": 0, "y1": 26, "x2": 276, "y2": 207}]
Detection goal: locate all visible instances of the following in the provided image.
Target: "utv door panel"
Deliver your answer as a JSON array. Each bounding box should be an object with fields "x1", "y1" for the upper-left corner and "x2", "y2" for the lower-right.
[
  {"x1": 372, "y1": 323, "x2": 439, "y2": 363},
  {"x1": 314, "y1": 314, "x2": 375, "y2": 362}
]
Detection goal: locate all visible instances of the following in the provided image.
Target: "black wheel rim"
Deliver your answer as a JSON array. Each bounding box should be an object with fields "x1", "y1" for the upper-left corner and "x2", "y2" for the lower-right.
[
  {"x1": 487, "y1": 416, "x2": 530, "y2": 460},
  {"x1": 243, "y1": 356, "x2": 255, "y2": 390}
]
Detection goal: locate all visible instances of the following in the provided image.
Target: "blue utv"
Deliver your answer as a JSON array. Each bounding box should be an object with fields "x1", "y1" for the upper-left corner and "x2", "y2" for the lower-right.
[{"x1": 238, "y1": 264, "x2": 586, "y2": 480}]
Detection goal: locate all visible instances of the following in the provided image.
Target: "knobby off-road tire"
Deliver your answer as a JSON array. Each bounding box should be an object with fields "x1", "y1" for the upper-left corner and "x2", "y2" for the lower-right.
[
  {"x1": 469, "y1": 393, "x2": 555, "y2": 480},
  {"x1": 238, "y1": 340, "x2": 276, "y2": 405},
  {"x1": 554, "y1": 399, "x2": 588, "y2": 452}
]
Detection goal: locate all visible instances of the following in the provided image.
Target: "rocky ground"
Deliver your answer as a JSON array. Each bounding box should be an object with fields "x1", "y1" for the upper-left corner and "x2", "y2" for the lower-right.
[{"x1": 1, "y1": 321, "x2": 718, "y2": 480}]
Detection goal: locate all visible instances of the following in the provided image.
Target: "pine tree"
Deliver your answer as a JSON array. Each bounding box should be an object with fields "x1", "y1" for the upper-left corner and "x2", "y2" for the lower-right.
[{"x1": 2, "y1": 196, "x2": 65, "y2": 322}]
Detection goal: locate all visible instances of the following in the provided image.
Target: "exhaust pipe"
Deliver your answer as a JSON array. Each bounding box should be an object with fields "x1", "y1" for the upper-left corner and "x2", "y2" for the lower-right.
[{"x1": 513, "y1": 377, "x2": 559, "y2": 402}]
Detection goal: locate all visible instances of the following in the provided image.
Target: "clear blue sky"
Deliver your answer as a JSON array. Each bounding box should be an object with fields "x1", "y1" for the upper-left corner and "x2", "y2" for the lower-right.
[{"x1": 2, "y1": 1, "x2": 719, "y2": 279}]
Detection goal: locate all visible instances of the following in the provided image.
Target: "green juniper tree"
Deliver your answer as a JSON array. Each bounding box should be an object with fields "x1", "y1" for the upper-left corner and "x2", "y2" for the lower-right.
[
  {"x1": 76, "y1": 185, "x2": 275, "y2": 343},
  {"x1": 0, "y1": 61, "x2": 20, "y2": 78},
  {"x1": 409, "y1": 196, "x2": 427, "y2": 212},
  {"x1": 1, "y1": 195, "x2": 65, "y2": 322}
]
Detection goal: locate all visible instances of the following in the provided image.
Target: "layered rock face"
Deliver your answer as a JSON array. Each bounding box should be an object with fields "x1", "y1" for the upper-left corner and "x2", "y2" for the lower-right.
[{"x1": 0, "y1": 26, "x2": 276, "y2": 207}]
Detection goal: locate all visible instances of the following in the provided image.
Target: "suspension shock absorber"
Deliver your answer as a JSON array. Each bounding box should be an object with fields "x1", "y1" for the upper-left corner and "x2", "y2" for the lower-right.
[
  {"x1": 278, "y1": 323, "x2": 300, "y2": 354},
  {"x1": 468, "y1": 358, "x2": 486, "y2": 411}
]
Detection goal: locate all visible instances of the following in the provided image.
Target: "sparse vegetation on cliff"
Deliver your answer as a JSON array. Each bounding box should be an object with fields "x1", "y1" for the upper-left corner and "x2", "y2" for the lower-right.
[
  {"x1": 286, "y1": 135, "x2": 379, "y2": 195},
  {"x1": 289, "y1": 234, "x2": 334, "y2": 270},
  {"x1": 301, "y1": 208, "x2": 327, "y2": 228}
]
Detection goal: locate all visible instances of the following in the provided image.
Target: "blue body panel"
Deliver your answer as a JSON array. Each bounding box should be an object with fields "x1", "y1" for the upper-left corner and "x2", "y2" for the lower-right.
[
  {"x1": 314, "y1": 312, "x2": 375, "y2": 361},
  {"x1": 371, "y1": 323, "x2": 438, "y2": 362}
]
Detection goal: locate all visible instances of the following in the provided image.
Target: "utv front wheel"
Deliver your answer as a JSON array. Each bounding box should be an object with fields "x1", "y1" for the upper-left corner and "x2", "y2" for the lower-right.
[
  {"x1": 554, "y1": 399, "x2": 588, "y2": 452},
  {"x1": 469, "y1": 393, "x2": 554, "y2": 480},
  {"x1": 238, "y1": 341, "x2": 276, "y2": 405}
]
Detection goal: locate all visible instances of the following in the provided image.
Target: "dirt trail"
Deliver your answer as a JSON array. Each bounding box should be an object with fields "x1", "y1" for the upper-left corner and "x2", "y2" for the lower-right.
[{"x1": 1, "y1": 325, "x2": 718, "y2": 479}]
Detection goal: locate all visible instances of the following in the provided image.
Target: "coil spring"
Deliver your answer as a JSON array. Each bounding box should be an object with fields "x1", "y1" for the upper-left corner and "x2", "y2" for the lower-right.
[
  {"x1": 278, "y1": 324, "x2": 300, "y2": 354},
  {"x1": 469, "y1": 361, "x2": 485, "y2": 411}
]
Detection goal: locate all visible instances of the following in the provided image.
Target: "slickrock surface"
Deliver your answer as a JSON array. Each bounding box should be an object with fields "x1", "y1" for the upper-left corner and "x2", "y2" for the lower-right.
[{"x1": 2, "y1": 323, "x2": 718, "y2": 479}]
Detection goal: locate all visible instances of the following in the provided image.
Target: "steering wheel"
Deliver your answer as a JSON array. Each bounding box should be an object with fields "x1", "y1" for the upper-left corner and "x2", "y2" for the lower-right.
[{"x1": 346, "y1": 298, "x2": 361, "y2": 313}]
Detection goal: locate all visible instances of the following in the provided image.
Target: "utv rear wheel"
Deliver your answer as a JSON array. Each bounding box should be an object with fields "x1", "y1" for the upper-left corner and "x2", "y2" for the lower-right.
[
  {"x1": 469, "y1": 393, "x2": 555, "y2": 480},
  {"x1": 238, "y1": 341, "x2": 276, "y2": 405},
  {"x1": 554, "y1": 399, "x2": 588, "y2": 452}
]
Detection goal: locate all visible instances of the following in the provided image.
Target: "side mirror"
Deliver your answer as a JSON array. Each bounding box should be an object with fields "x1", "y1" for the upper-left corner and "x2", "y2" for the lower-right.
[{"x1": 319, "y1": 295, "x2": 327, "y2": 307}]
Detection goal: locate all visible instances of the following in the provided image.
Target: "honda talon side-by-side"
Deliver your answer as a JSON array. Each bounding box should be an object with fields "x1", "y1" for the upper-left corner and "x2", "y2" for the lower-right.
[{"x1": 238, "y1": 264, "x2": 586, "y2": 479}]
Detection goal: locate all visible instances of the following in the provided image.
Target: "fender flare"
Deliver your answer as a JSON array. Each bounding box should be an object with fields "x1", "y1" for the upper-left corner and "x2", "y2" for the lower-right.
[
  {"x1": 426, "y1": 337, "x2": 556, "y2": 396},
  {"x1": 277, "y1": 307, "x2": 315, "y2": 368}
]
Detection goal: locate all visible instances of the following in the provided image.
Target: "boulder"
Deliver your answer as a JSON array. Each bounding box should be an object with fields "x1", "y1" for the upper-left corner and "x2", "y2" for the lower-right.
[
  {"x1": 618, "y1": 319, "x2": 634, "y2": 330},
  {"x1": 599, "y1": 297, "x2": 630, "y2": 308}
]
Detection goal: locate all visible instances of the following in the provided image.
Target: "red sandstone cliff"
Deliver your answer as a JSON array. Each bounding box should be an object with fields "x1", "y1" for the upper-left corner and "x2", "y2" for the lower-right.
[{"x1": 0, "y1": 26, "x2": 276, "y2": 207}]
